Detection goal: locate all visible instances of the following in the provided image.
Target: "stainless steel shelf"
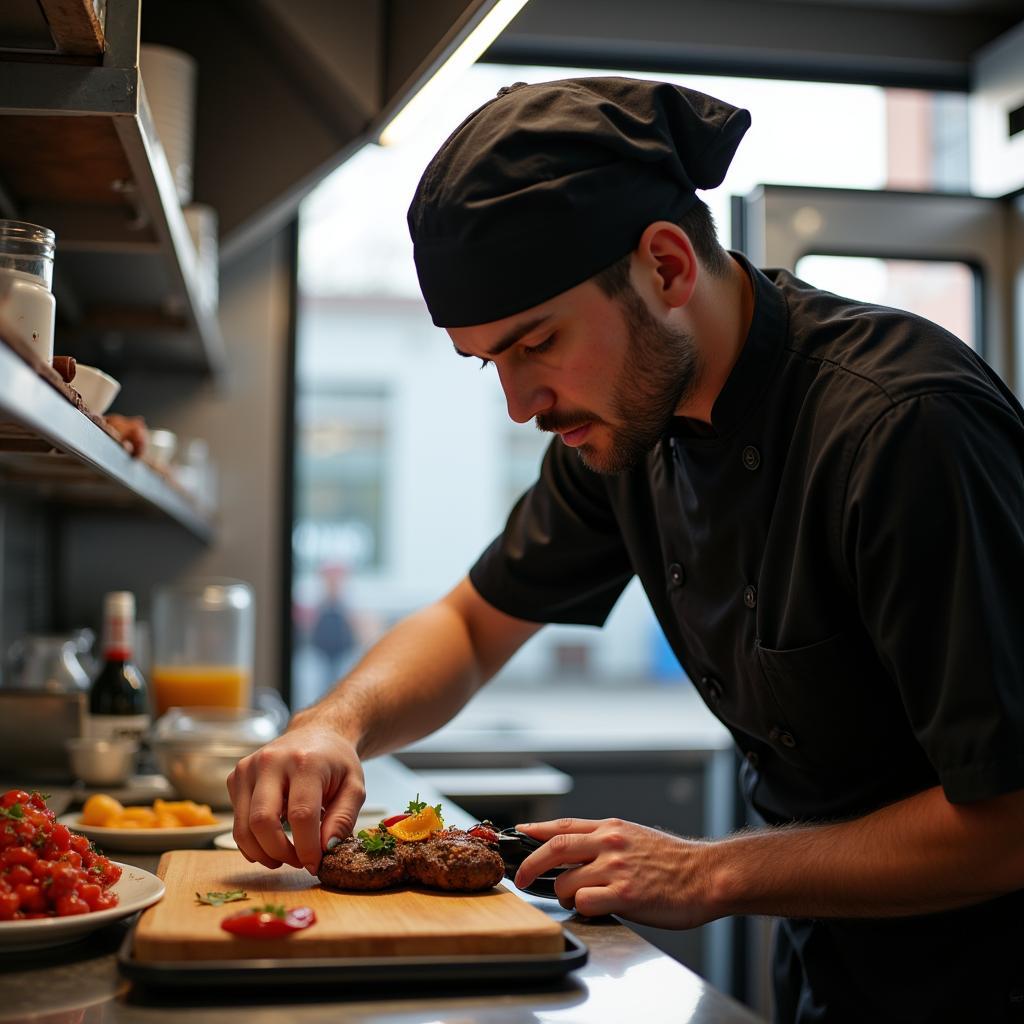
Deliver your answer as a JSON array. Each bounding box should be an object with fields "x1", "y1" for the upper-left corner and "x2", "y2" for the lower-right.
[
  {"x1": 0, "y1": 0, "x2": 226, "y2": 375},
  {"x1": 0, "y1": 343, "x2": 213, "y2": 539}
]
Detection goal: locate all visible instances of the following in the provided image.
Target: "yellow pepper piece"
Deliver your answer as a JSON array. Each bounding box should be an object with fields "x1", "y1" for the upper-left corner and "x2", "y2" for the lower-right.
[
  {"x1": 110, "y1": 807, "x2": 158, "y2": 828},
  {"x1": 386, "y1": 805, "x2": 444, "y2": 842},
  {"x1": 155, "y1": 799, "x2": 217, "y2": 826},
  {"x1": 81, "y1": 794, "x2": 124, "y2": 827},
  {"x1": 79, "y1": 795, "x2": 219, "y2": 829}
]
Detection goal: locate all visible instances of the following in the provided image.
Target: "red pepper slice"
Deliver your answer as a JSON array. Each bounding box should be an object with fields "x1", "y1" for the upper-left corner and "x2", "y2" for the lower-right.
[
  {"x1": 468, "y1": 824, "x2": 499, "y2": 844},
  {"x1": 221, "y1": 905, "x2": 317, "y2": 938},
  {"x1": 380, "y1": 812, "x2": 411, "y2": 828}
]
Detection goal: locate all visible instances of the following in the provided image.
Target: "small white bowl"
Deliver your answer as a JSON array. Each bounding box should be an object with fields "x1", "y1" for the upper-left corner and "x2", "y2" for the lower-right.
[
  {"x1": 73, "y1": 364, "x2": 121, "y2": 414},
  {"x1": 147, "y1": 429, "x2": 178, "y2": 468},
  {"x1": 65, "y1": 737, "x2": 138, "y2": 786}
]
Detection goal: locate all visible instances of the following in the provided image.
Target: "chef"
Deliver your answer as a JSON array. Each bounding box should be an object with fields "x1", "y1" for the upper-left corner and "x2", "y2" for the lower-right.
[{"x1": 230, "y1": 77, "x2": 1024, "y2": 1021}]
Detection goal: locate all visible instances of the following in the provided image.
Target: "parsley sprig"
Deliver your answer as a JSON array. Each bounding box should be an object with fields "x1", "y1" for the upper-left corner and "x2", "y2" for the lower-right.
[
  {"x1": 357, "y1": 826, "x2": 396, "y2": 855},
  {"x1": 406, "y1": 794, "x2": 444, "y2": 821},
  {"x1": 196, "y1": 890, "x2": 249, "y2": 907},
  {"x1": 0, "y1": 803, "x2": 25, "y2": 821}
]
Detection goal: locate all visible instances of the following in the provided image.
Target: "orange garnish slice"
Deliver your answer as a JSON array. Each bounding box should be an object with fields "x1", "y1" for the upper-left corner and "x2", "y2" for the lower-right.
[{"x1": 386, "y1": 805, "x2": 443, "y2": 842}]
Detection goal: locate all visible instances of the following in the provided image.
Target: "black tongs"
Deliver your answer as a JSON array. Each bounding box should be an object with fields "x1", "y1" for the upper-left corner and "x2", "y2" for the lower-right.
[{"x1": 491, "y1": 826, "x2": 567, "y2": 899}]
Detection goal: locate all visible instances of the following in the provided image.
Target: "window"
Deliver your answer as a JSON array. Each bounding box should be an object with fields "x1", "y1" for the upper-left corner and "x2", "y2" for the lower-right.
[
  {"x1": 796, "y1": 256, "x2": 977, "y2": 349},
  {"x1": 502, "y1": 409, "x2": 550, "y2": 511},
  {"x1": 293, "y1": 63, "x2": 971, "y2": 699},
  {"x1": 294, "y1": 385, "x2": 390, "y2": 574},
  {"x1": 291, "y1": 385, "x2": 389, "y2": 708}
]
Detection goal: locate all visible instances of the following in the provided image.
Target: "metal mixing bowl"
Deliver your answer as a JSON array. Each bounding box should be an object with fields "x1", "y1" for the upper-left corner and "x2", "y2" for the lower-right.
[
  {"x1": 149, "y1": 704, "x2": 286, "y2": 808},
  {"x1": 152, "y1": 740, "x2": 262, "y2": 808}
]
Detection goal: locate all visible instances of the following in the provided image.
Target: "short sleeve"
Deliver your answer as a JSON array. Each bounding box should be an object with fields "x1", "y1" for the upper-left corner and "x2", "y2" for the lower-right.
[
  {"x1": 844, "y1": 391, "x2": 1024, "y2": 802},
  {"x1": 469, "y1": 438, "x2": 634, "y2": 625}
]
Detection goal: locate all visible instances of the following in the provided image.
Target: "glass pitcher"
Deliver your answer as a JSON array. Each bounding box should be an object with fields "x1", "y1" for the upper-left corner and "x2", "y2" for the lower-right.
[
  {"x1": 5, "y1": 630, "x2": 94, "y2": 693},
  {"x1": 150, "y1": 579, "x2": 255, "y2": 717}
]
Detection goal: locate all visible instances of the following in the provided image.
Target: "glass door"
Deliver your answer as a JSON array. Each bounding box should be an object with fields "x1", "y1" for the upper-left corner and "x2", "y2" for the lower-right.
[
  {"x1": 735, "y1": 184, "x2": 1023, "y2": 393},
  {"x1": 732, "y1": 183, "x2": 1024, "y2": 1012}
]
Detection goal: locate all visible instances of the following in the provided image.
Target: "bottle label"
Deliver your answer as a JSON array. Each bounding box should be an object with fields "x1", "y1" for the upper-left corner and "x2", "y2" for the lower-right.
[{"x1": 87, "y1": 713, "x2": 150, "y2": 743}]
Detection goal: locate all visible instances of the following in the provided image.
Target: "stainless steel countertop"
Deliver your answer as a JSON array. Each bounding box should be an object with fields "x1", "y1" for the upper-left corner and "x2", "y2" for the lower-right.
[
  {"x1": 1, "y1": 757, "x2": 763, "y2": 1024},
  {"x1": 400, "y1": 687, "x2": 733, "y2": 757}
]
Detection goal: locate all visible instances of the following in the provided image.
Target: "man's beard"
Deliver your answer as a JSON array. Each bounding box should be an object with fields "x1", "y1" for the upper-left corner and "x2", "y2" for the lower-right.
[{"x1": 537, "y1": 287, "x2": 701, "y2": 474}]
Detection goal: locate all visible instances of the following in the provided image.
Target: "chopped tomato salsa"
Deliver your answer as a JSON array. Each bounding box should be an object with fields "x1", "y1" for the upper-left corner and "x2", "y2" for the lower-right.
[{"x1": 0, "y1": 789, "x2": 120, "y2": 919}]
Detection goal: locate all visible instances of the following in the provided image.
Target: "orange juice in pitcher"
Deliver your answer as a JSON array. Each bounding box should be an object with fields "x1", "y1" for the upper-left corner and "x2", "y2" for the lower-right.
[
  {"x1": 151, "y1": 580, "x2": 255, "y2": 718},
  {"x1": 150, "y1": 664, "x2": 252, "y2": 717}
]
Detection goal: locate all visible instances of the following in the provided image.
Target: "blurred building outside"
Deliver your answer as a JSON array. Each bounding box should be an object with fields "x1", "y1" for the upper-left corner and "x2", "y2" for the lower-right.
[{"x1": 290, "y1": 64, "x2": 972, "y2": 711}]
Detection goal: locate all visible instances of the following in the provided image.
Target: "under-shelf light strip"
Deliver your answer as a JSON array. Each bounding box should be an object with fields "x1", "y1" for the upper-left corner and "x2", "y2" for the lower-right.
[{"x1": 378, "y1": 0, "x2": 531, "y2": 147}]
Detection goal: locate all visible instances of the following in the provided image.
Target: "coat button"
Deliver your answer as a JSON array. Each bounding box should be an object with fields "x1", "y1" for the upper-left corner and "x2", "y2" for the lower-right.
[
  {"x1": 770, "y1": 726, "x2": 797, "y2": 749},
  {"x1": 741, "y1": 445, "x2": 761, "y2": 471},
  {"x1": 743, "y1": 584, "x2": 757, "y2": 609},
  {"x1": 668, "y1": 562, "x2": 685, "y2": 586},
  {"x1": 700, "y1": 675, "x2": 723, "y2": 703},
  {"x1": 745, "y1": 751, "x2": 760, "y2": 769}
]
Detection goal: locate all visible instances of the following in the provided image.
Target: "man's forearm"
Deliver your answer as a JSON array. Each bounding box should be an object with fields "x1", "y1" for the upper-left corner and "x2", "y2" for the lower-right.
[
  {"x1": 706, "y1": 785, "x2": 1024, "y2": 920},
  {"x1": 289, "y1": 600, "x2": 484, "y2": 759}
]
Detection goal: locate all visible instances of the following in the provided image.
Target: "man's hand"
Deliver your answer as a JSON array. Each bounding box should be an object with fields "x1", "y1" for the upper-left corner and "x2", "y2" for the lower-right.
[
  {"x1": 227, "y1": 724, "x2": 365, "y2": 874},
  {"x1": 514, "y1": 817, "x2": 716, "y2": 929},
  {"x1": 517, "y1": 788, "x2": 1024, "y2": 928}
]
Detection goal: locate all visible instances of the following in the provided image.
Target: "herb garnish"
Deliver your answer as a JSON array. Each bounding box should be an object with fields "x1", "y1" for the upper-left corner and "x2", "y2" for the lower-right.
[
  {"x1": 357, "y1": 826, "x2": 396, "y2": 855},
  {"x1": 0, "y1": 803, "x2": 25, "y2": 820},
  {"x1": 406, "y1": 794, "x2": 444, "y2": 821},
  {"x1": 196, "y1": 889, "x2": 249, "y2": 907}
]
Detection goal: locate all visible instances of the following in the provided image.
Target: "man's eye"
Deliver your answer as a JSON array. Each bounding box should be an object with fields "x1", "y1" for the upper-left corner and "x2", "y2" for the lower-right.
[
  {"x1": 477, "y1": 358, "x2": 492, "y2": 370},
  {"x1": 523, "y1": 336, "x2": 554, "y2": 357}
]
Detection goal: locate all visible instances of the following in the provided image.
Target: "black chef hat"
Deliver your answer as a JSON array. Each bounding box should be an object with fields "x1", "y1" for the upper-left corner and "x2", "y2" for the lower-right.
[{"x1": 408, "y1": 76, "x2": 751, "y2": 328}]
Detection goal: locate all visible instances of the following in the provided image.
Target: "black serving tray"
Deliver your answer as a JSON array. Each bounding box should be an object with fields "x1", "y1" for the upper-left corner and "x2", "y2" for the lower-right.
[{"x1": 117, "y1": 928, "x2": 587, "y2": 989}]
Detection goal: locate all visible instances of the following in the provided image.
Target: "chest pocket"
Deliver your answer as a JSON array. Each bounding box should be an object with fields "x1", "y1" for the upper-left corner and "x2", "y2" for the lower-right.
[{"x1": 755, "y1": 632, "x2": 911, "y2": 777}]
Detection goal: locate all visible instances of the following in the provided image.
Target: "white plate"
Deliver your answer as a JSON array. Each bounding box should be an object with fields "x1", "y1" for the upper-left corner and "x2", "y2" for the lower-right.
[
  {"x1": 0, "y1": 862, "x2": 164, "y2": 950},
  {"x1": 57, "y1": 813, "x2": 232, "y2": 853},
  {"x1": 212, "y1": 806, "x2": 391, "y2": 850}
]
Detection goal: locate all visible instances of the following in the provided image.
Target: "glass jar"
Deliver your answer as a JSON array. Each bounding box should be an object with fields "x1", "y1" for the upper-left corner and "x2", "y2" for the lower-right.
[
  {"x1": 150, "y1": 579, "x2": 255, "y2": 717},
  {"x1": 0, "y1": 220, "x2": 56, "y2": 363}
]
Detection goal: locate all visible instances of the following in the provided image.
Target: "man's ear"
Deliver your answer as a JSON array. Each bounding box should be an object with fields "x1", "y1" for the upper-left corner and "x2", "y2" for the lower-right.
[{"x1": 635, "y1": 221, "x2": 697, "y2": 310}]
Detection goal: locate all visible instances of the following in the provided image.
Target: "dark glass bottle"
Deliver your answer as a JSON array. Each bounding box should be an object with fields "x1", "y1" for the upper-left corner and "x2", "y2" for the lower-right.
[{"x1": 88, "y1": 591, "x2": 150, "y2": 743}]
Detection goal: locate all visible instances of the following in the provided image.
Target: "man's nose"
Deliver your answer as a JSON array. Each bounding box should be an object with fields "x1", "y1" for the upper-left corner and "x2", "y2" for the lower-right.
[{"x1": 498, "y1": 366, "x2": 554, "y2": 424}]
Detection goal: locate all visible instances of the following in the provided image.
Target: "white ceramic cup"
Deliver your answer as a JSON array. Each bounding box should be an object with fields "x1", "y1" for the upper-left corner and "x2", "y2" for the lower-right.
[
  {"x1": 148, "y1": 429, "x2": 178, "y2": 468},
  {"x1": 73, "y1": 364, "x2": 121, "y2": 414}
]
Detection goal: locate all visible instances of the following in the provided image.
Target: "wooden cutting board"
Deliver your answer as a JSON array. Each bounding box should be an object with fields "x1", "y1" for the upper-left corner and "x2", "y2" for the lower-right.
[{"x1": 133, "y1": 851, "x2": 564, "y2": 962}]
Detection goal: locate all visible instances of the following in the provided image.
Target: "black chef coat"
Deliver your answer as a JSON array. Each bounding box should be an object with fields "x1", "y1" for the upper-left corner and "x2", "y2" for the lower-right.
[{"x1": 469, "y1": 254, "x2": 1024, "y2": 1022}]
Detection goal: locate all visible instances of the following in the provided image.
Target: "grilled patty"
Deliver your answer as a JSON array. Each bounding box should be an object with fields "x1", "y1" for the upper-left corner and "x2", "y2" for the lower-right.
[
  {"x1": 318, "y1": 826, "x2": 504, "y2": 892},
  {"x1": 316, "y1": 837, "x2": 405, "y2": 890}
]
